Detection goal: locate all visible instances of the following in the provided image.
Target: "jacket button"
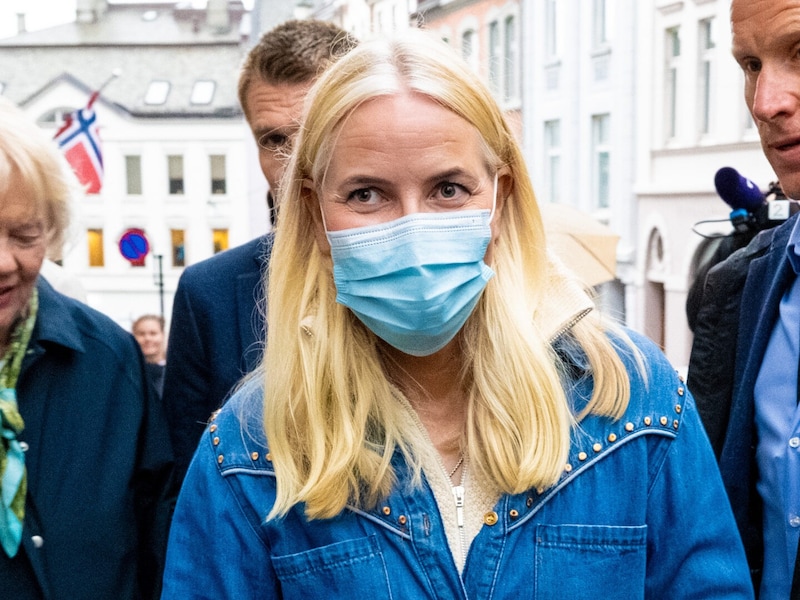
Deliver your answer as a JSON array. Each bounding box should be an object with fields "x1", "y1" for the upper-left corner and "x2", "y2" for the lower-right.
[
  {"x1": 209, "y1": 424, "x2": 218, "y2": 433},
  {"x1": 250, "y1": 452, "x2": 259, "y2": 461},
  {"x1": 509, "y1": 509, "x2": 519, "y2": 519},
  {"x1": 31, "y1": 536, "x2": 44, "y2": 548},
  {"x1": 674, "y1": 405, "x2": 682, "y2": 414},
  {"x1": 398, "y1": 515, "x2": 407, "y2": 525},
  {"x1": 644, "y1": 417, "x2": 652, "y2": 426},
  {"x1": 607, "y1": 433, "x2": 617, "y2": 443},
  {"x1": 382, "y1": 506, "x2": 391, "y2": 515},
  {"x1": 564, "y1": 463, "x2": 572, "y2": 472},
  {"x1": 265, "y1": 453, "x2": 272, "y2": 461},
  {"x1": 578, "y1": 452, "x2": 587, "y2": 461},
  {"x1": 217, "y1": 454, "x2": 224, "y2": 464},
  {"x1": 484, "y1": 512, "x2": 498, "y2": 526},
  {"x1": 677, "y1": 386, "x2": 685, "y2": 396},
  {"x1": 592, "y1": 443, "x2": 602, "y2": 453},
  {"x1": 19, "y1": 441, "x2": 29, "y2": 451},
  {"x1": 660, "y1": 416, "x2": 668, "y2": 426},
  {"x1": 625, "y1": 422, "x2": 634, "y2": 432}
]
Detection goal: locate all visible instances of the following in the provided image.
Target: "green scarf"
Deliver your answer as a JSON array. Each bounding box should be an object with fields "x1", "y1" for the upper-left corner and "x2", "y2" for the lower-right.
[{"x1": 0, "y1": 288, "x2": 38, "y2": 557}]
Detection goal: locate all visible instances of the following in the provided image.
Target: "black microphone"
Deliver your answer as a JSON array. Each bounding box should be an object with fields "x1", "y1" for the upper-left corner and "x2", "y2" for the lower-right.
[
  {"x1": 713, "y1": 167, "x2": 799, "y2": 233},
  {"x1": 714, "y1": 166, "x2": 766, "y2": 212}
]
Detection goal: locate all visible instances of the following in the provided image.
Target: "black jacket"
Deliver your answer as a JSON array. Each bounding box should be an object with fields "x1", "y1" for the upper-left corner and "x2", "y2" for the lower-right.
[
  {"x1": 2, "y1": 278, "x2": 177, "y2": 599},
  {"x1": 687, "y1": 215, "x2": 798, "y2": 595}
]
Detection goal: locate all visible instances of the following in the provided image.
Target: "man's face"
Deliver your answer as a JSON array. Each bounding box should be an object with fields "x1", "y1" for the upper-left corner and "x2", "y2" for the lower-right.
[
  {"x1": 244, "y1": 78, "x2": 314, "y2": 194},
  {"x1": 732, "y1": 0, "x2": 800, "y2": 198}
]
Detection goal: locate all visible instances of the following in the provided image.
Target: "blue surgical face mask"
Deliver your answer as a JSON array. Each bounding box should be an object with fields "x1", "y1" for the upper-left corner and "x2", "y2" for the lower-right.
[{"x1": 325, "y1": 177, "x2": 497, "y2": 356}]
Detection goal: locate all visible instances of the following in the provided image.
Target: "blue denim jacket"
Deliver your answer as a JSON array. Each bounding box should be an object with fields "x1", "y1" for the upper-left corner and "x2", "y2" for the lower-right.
[{"x1": 162, "y1": 331, "x2": 753, "y2": 599}]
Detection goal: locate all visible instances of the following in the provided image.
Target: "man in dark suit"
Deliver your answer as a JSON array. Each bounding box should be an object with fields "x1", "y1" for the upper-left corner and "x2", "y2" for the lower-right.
[
  {"x1": 162, "y1": 20, "x2": 357, "y2": 480},
  {"x1": 687, "y1": 1, "x2": 800, "y2": 597}
]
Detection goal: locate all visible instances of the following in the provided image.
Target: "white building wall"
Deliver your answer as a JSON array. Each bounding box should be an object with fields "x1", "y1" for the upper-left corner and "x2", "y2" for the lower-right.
[
  {"x1": 634, "y1": 0, "x2": 774, "y2": 370},
  {"x1": 521, "y1": 0, "x2": 638, "y2": 324}
]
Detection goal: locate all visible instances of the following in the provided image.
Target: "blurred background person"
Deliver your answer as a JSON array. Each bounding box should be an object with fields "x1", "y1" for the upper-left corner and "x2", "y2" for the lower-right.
[
  {"x1": 0, "y1": 96, "x2": 176, "y2": 599},
  {"x1": 132, "y1": 314, "x2": 167, "y2": 398},
  {"x1": 162, "y1": 19, "x2": 357, "y2": 482}
]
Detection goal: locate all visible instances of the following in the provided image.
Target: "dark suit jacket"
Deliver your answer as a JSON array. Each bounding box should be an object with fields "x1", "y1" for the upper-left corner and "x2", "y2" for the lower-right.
[
  {"x1": 688, "y1": 214, "x2": 798, "y2": 592},
  {"x1": 3, "y1": 278, "x2": 177, "y2": 599},
  {"x1": 162, "y1": 233, "x2": 274, "y2": 480}
]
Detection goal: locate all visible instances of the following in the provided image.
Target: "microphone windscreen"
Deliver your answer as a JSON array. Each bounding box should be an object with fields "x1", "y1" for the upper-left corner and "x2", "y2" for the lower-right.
[{"x1": 714, "y1": 167, "x2": 765, "y2": 211}]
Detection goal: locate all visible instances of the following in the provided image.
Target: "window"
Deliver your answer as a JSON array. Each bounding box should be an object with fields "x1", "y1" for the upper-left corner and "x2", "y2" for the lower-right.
[
  {"x1": 592, "y1": 0, "x2": 608, "y2": 47},
  {"x1": 171, "y1": 229, "x2": 185, "y2": 267},
  {"x1": 144, "y1": 81, "x2": 170, "y2": 105},
  {"x1": 503, "y1": 15, "x2": 517, "y2": 101},
  {"x1": 37, "y1": 106, "x2": 74, "y2": 128},
  {"x1": 698, "y1": 17, "x2": 716, "y2": 135},
  {"x1": 488, "y1": 21, "x2": 500, "y2": 95},
  {"x1": 168, "y1": 155, "x2": 184, "y2": 195},
  {"x1": 125, "y1": 155, "x2": 142, "y2": 195},
  {"x1": 210, "y1": 155, "x2": 226, "y2": 194},
  {"x1": 88, "y1": 228, "x2": 104, "y2": 267},
  {"x1": 544, "y1": 120, "x2": 562, "y2": 204},
  {"x1": 665, "y1": 27, "x2": 681, "y2": 140},
  {"x1": 545, "y1": 0, "x2": 558, "y2": 58},
  {"x1": 592, "y1": 114, "x2": 611, "y2": 209},
  {"x1": 461, "y1": 29, "x2": 478, "y2": 71},
  {"x1": 212, "y1": 229, "x2": 229, "y2": 254},
  {"x1": 191, "y1": 80, "x2": 215, "y2": 105}
]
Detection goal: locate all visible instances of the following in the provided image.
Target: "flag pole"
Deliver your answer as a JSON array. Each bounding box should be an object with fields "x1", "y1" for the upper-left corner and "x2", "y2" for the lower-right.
[{"x1": 88, "y1": 68, "x2": 122, "y2": 108}]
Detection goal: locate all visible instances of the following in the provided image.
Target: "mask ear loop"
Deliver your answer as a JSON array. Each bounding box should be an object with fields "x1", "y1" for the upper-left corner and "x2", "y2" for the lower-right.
[
  {"x1": 306, "y1": 179, "x2": 334, "y2": 237},
  {"x1": 489, "y1": 172, "x2": 498, "y2": 222}
]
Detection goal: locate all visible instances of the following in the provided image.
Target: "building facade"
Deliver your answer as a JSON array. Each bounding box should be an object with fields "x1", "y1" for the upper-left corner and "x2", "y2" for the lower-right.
[
  {"x1": 634, "y1": 0, "x2": 773, "y2": 369},
  {"x1": 521, "y1": 0, "x2": 636, "y2": 332},
  {"x1": 0, "y1": 0, "x2": 268, "y2": 330}
]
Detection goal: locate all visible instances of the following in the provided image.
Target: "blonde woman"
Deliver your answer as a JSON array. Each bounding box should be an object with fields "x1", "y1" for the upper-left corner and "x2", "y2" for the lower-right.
[{"x1": 163, "y1": 31, "x2": 752, "y2": 599}]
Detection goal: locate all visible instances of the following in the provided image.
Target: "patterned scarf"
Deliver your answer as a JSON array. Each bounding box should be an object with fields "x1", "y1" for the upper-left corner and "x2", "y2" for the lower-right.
[{"x1": 0, "y1": 289, "x2": 38, "y2": 558}]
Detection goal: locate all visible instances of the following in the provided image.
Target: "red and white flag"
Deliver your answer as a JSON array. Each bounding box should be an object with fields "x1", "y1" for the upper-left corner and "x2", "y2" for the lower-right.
[{"x1": 54, "y1": 91, "x2": 103, "y2": 194}]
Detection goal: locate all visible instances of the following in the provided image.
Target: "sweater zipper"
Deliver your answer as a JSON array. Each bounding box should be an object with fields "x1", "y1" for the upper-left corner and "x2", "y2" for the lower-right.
[{"x1": 452, "y1": 477, "x2": 467, "y2": 564}]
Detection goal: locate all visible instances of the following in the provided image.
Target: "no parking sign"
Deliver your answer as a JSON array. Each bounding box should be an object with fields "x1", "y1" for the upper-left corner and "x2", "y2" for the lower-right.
[{"x1": 119, "y1": 228, "x2": 150, "y2": 266}]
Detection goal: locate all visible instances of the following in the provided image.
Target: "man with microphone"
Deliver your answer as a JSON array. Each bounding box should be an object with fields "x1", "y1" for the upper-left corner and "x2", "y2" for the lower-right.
[{"x1": 687, "y1": 2, "x2": 800, "y2": 597}]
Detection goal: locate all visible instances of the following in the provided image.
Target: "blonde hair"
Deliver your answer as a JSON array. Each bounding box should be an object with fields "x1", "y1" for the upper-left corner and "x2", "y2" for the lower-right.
[
  {"x1": 264, "y1": 30, "x2": 634, "y2": 519},
  {"x1": 0, "y1": 97, "x2": 76, "y2": 261}
]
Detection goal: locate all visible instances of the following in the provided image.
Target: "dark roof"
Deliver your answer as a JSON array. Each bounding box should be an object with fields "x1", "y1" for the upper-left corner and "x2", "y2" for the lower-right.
[{"x1": 0, "y1": 2, "x2": 249, "y2": 117}]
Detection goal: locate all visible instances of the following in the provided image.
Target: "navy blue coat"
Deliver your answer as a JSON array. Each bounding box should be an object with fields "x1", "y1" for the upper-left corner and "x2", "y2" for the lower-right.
[
  {"x1": 688, "y1": 213, "x2": 798, "y2": 591},
  {"x1": 2, "y1": 278, "x2": 177, "y2": 599},
  {"x1": 162, "y1": 233, "x2": 274, "y2": 480}
]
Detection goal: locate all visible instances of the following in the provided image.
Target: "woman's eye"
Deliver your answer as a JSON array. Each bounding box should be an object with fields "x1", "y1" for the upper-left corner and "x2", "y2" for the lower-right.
[
  {"x1": 349, "y1": 188, "x2": 378, "y2": 204},
  {"x1": 11, "y1": 229, "x2": 43, "y2": 246},
  {"x1": 440, "y1": 183, "x2": 459, "y2": 198},
  {"x1": 436, "y1": 182, "x2": 469, "y2": 202}
]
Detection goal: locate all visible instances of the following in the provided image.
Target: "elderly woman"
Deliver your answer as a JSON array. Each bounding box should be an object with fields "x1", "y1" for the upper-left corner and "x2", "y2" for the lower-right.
[
  {"x1": 162, "y1": 31, "x2": 753, "y2": 598},
  {"x1": 0, "y1": 98, "x2": 176, "y2": 598}
]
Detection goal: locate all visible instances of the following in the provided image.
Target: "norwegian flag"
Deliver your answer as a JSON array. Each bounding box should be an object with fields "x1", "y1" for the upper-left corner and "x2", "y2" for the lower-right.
[{"x1": 54, "y1": 91, "x2": 103, "y2": 194}]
